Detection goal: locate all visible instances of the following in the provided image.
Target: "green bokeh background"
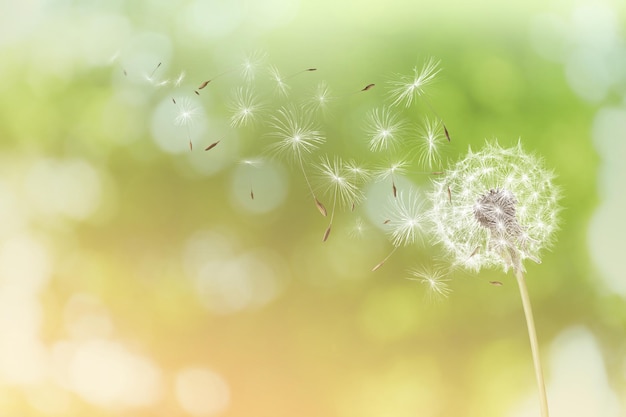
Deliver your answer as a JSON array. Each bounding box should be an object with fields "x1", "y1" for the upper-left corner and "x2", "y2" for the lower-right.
[{"x1": 1, "y1": 0, "x2": 625, "y2": 416}]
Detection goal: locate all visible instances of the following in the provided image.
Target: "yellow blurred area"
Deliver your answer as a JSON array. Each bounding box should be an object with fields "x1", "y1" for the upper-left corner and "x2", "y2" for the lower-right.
[{"x1": 1, "y1": 0, "x2": 625, "y2": 416}]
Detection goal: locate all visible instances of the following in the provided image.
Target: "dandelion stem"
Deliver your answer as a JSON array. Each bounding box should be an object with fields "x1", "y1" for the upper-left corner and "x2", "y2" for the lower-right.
[
  {"x1": 299, "y1": 157, "x2": 326, "y2": 216},
  {"x1": 514, "y1": 266, "x2": 550, "y2": 417}
]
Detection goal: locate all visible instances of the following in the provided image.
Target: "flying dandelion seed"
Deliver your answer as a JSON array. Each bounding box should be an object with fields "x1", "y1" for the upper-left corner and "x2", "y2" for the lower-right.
[
  {"x1": 386, "y1": 190, "x2": 426, "y2": 247},
  {"x1": 306, "y1": 81, "x2": 334, "y2": 114},
  {"x1": 428, "y1": 140, "x2": 561, "y2": 417},
  {"x1": 362, "y1": 83, "x2": 375, "y2": 91},
  {"x1": 267, "y1": 106, "x2": 326, "y2": 216},
  {"x1": 174, "y1": 97, "x2": 201, "y2": 150},
  {"x1": 387, "y1": 57, "x2": 440, "y2": 107},
  {"x1": 364, "y1": 107, "x2": 407, "y2": 152},
  {"x1": 407, "y1": 266, "x2": 451, "y2": 300},
  {"x1": 376, "y1": 159, "x2": 409, "y2": 197},
  {"x1": 315, "y1": 155, "x2": 363, "y2": 241},
  {"x1": 410, "y1": 116, "x2": 447, "y2": 169},
  {"x1": 239, "y1": 158, "x2": 263, "y2": 200},
  {"x1": 174, "y1": 71, "x2": 186, "y2": 87},
  {"x1": 373, "y1": 189, "x2": 426, "y2": 271},
  {"x1": 228, "y1": 87, "x2": 264, "y2": 128},
  {"x1": 268, "y1": 65, "x2": 290, "y2": 97},
  {"x1": 349, "y1": 217, "x2": 368, "y2": 239},
  {"x1": 240, "y1": 50, "x2": 267, "y2": 83},
  {"x1": 344, "y1": 160, "x2": 371, "y2": 210}
]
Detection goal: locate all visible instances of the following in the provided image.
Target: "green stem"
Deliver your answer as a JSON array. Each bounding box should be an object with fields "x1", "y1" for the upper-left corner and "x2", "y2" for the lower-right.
[{"x1": 514, "y1": 267, "x2": 550, "y2": 417}]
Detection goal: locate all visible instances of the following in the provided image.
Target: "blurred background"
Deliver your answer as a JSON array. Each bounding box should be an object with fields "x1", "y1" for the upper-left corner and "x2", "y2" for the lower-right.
[{"x1": 1, "y1": 0, "x2": 625, "y2": 416}]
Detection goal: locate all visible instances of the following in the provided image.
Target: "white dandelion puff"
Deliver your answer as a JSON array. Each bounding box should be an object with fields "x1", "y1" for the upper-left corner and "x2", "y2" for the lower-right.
[
  {"x1": 240, "y1": 50, "x2": 267, "y2": 83},
  {"x1": 306, "y1": 81, "x2": 334, "y2": 114},
  {"x1": 228, "y1": 87, "x2": 264, "y2": 128},
  {"x1": 174, "y1": 71, "x2": 186, "y2": 87},
  {"x1": 386, "y1": 190, "x2": 427, "y2": 247},
  {"x1": 428, "y1": 141, "x2": 561, "y2": 273},
  {"x1": 268, "y1": 65, "x2": 290, "y2": 97},
  {"x1": 410, "y1": 116, "x2": 447, "y2": 169},
  {"x1": 316, "y1": 155, "x2": 363, "y2": 241},
  {"x1": 407, "y1": 266, "x2": 451, "y2": 300},
  {"x1": 388, "y1": 57, "x2": 440, "y2": 107},
  {"x1": 364, "y1": 107, "x2": 407, "y2": 152},
  {"x1": 376, "y1": 158, "x2": 409, "y2": 197},
  {"x1": 174, "y1": 97, "x2": 201, "y2": 150},
  {"x1": 428, "y1": 140, "x2": 561, "y2": 417},
  {"x1": 268, "y1": 106, "x2": 327, "y2": 216}
]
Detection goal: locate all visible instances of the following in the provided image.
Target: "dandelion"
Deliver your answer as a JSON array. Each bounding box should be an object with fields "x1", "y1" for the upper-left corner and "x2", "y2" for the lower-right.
[
  {"x1": 373, "y1": 189, "x2": 426, "y2": 271},
  {"x1": 174, "y1": 71, "x2": 186, "y2": 87},
  {"x1": 349, "y1": 217, "x2": 367, "y2": 239},
  {"x1": 306, "y1": 81, "x2": 334, "y2": 114},
  {"x1": 407, "y1": 266, "x2": 451, "y2": 300},
  {"x1": 364, "y1": 107, "x2": 407, "y2": 152},
  {"x1": 239, "y1": 158, "x2": 263, "y2": 200},
  {"x1": 429, "y1": 140, "x2": 561, "y2": 417},
  {"x1": 315, "y1": 156, "x2": 363, "y2": 241},
  {"x1": 387, "y1": 57, "x2": 440, "y2": 107},
  {"x1": 174, "y1": 97, "x2": 201, "y2": 150},
  {"x1": 228, "y1": 87, "x2": 264, "y2": 128},
  {"x1": 240, "y1": 50, "x2": 267, "y2": 83},
  {"x1": 375, "y1": 158, "x2": 409, "y2": 197},
  {"x1": 267, "y1": 106, "x2": 326, "y2": 216},
  {"x1": 268, "y1": 65, "x2": 290, "y2": 97},
  {"x1": 410, "y1": 116, "x2": 447, "y2": 169},
  {"x1": 344, "y1": 160, "x2": 371, "y2": 210}
]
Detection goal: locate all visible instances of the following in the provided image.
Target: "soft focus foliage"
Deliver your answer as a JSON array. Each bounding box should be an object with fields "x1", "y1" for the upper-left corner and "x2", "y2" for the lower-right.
[{"x1": 0, "y1": 0, "x2": 625, "y2": 417}]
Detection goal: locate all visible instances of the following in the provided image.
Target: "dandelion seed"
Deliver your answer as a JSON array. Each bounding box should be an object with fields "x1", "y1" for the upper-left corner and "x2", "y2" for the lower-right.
[
  {"x1": 123, "y1": 68, "x2": 127, "y2": 76},
  {"x1": 228, "y1": 87, "x2": 263, "y2": 128},
  {"x1": 315, "y1": 156, "x2": 363, "y2": 241},
  {"x1": 376, "y1": 159, "x2": 409, "y2": 197},
  {"x1": 174, "y1": 71, "x2": 186, "y2": 87},
  {"x1": 268, "y1": 106, "x2": 326, "y2": 214},
  {"x1": 306, "y1": 81, "x2": 334, "y2": 114},
  {"x1": 386, "y1": 190, "x2": 426, "y2": 247},
  {"x1": 407, "y1": 267, "x2": 451, "y2": 300},
  {"x1": 349, "y1": 217, "x2": 367, "y2": 239},
  {"x1": 198, "y1": 80, "x2": 210, "y2": 89},
  {"x1": 240, "y1": 50, "x2": 267, "y2": 83},
  {"x1": 489, "y1": 281, "x2": 503, "y2": 286},
  {"x1": 410, "y1": 117, "x2": 447, "y2": 169},
  {"x1": 194, "y1": 90, "x2": 199, "y2": 95},
  {"x1": 268, "y1": 65, "x2": 290, "y2": 97},
  {"x1": 174, "y1": 97, "x2": 200, "y2": 151},
  {"x1": 362, "y1": 83, "x2": 375, "y2": 91},
  {"x1": 204, "y1": 141, "x2": 220, "y2": 151},
  {"x1": 144, "y1": 62, "x2": 165, "y2": 85},
  {"x1": 345, "y1": 160, "x2": 371, "y2": 210},
  {"x1": 388, "y1": 57, "x2": 440, "y2": 107},
  {"x1": 371, "y1": 247, "x2": 398, "y2": 271},
  {"x1": 172, "y1": 98, "x2": 176, "y2": 104},
  {"x1": 285, "y1": 67, "x2": 317, "y2": 80},
  {"x1": 365, "y1": 107, "x2": 407, "y2": 152},
  {"x1": 239, "y1": 158, "x2": 263, "y2": 200},
  {"x1": 383, "y1": 219, "x2": 391, "y2": 224}
]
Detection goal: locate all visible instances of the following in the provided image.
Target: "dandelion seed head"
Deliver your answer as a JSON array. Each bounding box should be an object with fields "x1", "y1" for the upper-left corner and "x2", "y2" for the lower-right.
[
  {"x1": 349, "y1": 217, "x2": 368, "y2": 239},
  {"x1": 429, "y1": 141, "x2": 561, "y2": 273},
  {"x1": 364, "y1": 107, "x2": 407, "y2": 152},
  {"x1": 388, "y1": 57, "x2": 441, "y2": 107}
]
